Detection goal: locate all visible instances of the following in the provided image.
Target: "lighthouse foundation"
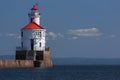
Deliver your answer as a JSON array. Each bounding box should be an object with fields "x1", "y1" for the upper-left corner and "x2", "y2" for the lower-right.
[
  {"x1": 15, "y1": 47, "x2": 52, "y2": 68},
  {"x1": 0, "y1": 47, "x2": 52, "y2": 68},
  {"x1": 0, "y1": 60, "x2": 52, "y2": 68}
]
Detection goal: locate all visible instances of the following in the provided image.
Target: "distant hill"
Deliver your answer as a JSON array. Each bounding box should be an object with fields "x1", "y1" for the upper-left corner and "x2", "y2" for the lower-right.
[{"x1": 52, "y1": 58, "x2": 120, "y2": 65}]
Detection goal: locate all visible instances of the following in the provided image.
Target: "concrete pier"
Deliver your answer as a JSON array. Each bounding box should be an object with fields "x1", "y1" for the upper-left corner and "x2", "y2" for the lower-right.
[
  {"x1": 0, "y1": 48, "x2": 52, "y2": 68},
  {"x1": 0, "y1": 60, "x2": 52, "y2": 68},
  {"x1": 0, "y1": 60, "x2": 33, "y2": 68}
]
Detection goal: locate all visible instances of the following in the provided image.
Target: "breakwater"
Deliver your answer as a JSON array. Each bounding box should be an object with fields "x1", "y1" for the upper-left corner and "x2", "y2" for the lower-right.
[{"x1": 0, "y1": 60, "x2": 52, "y2": 68}]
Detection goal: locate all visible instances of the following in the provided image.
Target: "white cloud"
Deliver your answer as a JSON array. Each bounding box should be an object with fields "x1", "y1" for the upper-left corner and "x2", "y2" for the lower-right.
[
  {"x1": 6, "y1": 33, "x2": 16, "y2": 37},
  {"x1": 58, "y1": 33, "x2": 64, "y2": 38},
  {"x1": 16, "y1": 35, "x2": 21, "y2": 39},
  {"x1": 110, "y1": 34, "x2": 116, "y2": 38},
  {"x1": 68, "y1": 36, "x2": 78, "y2": 40},
  {"x1": 72, "y1": 36, "x2": 78, "y2": 40},
  {"x1": 6, "y1": 33, "x2": 21, "y2": 39},
  {"x1": 67, "y1": 28, "x2": 102, "y2": 37},
  {"x1": 46, "y1": 28, "x2": 102, "y2": 40},
  {"x1": 47, "y1": 32, "x2": 57, "y2": 40},
  {"x1": 47, "y1": 32, "x2": 64, "y2": 40}
]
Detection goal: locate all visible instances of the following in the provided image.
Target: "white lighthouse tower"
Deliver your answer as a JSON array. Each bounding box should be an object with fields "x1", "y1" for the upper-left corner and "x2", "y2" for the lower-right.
[
  {"x1": 16, "y1": 4, "x2": 52, "y2": 68},
  {"x1": 28, "y1": 4, "x2": 40, "y2": 25},
  {"x1": 21, "y1": 4, "x2": 46, "y2": 51}
]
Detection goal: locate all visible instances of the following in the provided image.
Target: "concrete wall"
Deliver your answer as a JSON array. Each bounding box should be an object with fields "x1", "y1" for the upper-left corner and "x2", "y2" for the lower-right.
[
  {"x1": 0, "y1": 60, "x2": 52, "y2": 68},
  {"x1": 13, "y1": 47, "x2": 53, "y2": 68},
  {"x1": 40, "y1": 60, "x2": 53, "y2": 68},
  {"x1": 0, "y1": 60, "x2": 34, "y2": 68}
]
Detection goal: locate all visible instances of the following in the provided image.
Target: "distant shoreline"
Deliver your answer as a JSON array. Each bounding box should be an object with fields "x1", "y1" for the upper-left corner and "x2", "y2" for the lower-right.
[{"x1": 0, "y1": 55, "x2": 120, "y2": 65}]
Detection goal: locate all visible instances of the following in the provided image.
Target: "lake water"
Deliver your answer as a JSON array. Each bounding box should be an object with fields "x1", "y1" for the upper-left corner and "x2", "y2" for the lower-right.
[{"x1": 0, "y1": 65, "x2": 120, "y2": 80}]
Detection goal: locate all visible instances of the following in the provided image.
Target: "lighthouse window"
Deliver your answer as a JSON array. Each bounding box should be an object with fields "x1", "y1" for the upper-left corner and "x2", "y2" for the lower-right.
[
  {"x1": 40, "y1": 32, "x2": 41, "y2": 37},
  {"x1": 40, "y1": 42, "x2": 41, "y2": 47},
  {"x1": 33, "y1": 31, "x2": 42, "y2": 38},
  {"x1": 35, "y1": 31, "x2": 41, "y2": 35},
  {"x1": 21, "y1": 32, "x2": 23, "y2": 37}
]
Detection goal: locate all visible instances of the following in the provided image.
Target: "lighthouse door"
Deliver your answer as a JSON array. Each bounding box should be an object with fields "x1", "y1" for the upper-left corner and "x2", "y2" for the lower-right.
[{"x1": 30, "y1": 39, "x2": 34, "y2": 50}]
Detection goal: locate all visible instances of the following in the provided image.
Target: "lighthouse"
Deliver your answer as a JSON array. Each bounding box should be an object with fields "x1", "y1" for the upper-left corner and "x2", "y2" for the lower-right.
[
  {"x1": 16, "y1": 4, "x2": 52, "y2": 68},
  {"x1": 21, "y1": 4, "x2": 46, "y2": 51}
]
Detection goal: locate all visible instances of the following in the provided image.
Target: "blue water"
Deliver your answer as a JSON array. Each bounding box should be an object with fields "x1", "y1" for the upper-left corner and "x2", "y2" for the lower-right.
[{"x1": 0, "y1": 65, "x2": 120, "y2": 80}]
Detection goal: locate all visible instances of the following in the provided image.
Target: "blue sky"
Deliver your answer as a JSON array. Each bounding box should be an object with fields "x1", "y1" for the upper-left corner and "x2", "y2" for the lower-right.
[{"x1": 0, "y1": 0, "x2": 120, "y2": 58}]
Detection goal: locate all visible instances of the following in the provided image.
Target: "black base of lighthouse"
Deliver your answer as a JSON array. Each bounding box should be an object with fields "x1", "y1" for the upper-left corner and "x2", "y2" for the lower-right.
[
  {"x1": 15, "y1": 48, "x2": 52, "y2": 68},
  {"x1": 16, "y1": 50, "x2": 44, "y2": 60},
  {"x1": 34, "y1": 61, "x2": 41, "y2": 67}
]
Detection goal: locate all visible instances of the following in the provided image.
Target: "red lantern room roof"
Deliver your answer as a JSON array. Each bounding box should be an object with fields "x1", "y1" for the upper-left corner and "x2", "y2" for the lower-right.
[
  {"x1": 22, "y1": 22, "x2": 44, "y2": 30},
  {"x1": 31, "y1": 4, "x2": 38, "y2": 10}
]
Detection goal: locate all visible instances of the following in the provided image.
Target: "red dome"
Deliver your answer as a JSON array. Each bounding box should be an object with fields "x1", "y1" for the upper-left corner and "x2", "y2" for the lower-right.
[
  {"x1": 22, "y1": 22, "x2": 44, "y2": 30},
  {"x1": 31, "y1": 4, "x2": 38, "y2": 10}
]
